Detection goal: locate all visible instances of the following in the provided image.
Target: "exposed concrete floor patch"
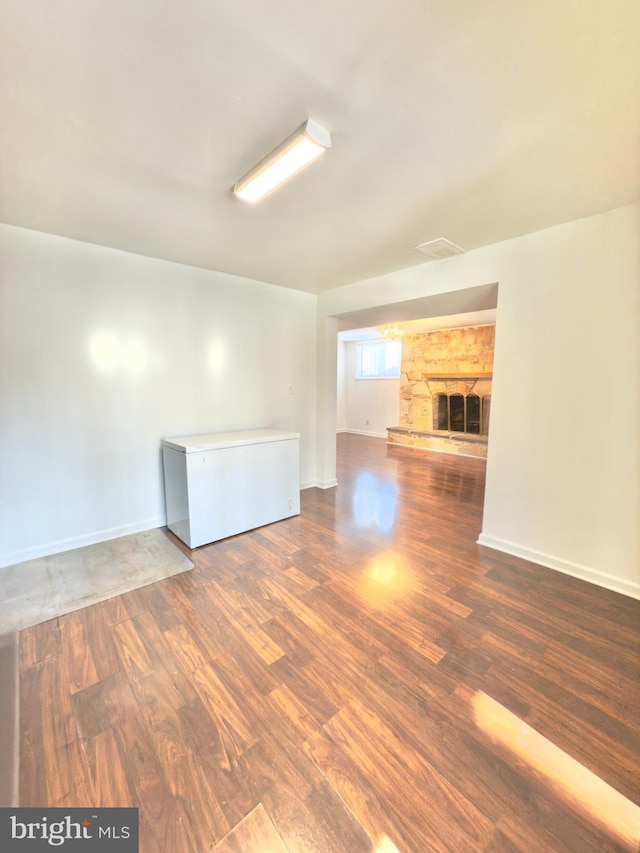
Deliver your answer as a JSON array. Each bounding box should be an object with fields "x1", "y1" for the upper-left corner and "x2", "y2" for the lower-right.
[{"x1": 0, "y1": 529, "x2": 193, "y2": 635}]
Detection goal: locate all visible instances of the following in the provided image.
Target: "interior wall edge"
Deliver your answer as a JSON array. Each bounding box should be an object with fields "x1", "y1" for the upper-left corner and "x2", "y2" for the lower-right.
[{"x1": 476, "y1": 533, "x2": 640, "y2": 600}]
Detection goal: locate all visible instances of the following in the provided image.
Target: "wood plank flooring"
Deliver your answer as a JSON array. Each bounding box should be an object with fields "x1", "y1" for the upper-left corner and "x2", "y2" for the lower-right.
[{"x1": 19, "y1": 434, "x2": 640, "y2": 852}]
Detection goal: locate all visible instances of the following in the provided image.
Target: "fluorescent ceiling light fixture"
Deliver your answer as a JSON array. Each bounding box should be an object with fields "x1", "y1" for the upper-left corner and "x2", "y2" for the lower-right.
[{"x1": 234, "y1": 119, "x2": 331, "y2": 203}]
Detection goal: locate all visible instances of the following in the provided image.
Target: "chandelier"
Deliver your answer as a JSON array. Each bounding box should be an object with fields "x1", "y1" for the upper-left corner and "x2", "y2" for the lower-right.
[{"x1": 381, "y1": 324, "x2": 404, "y2": 339}]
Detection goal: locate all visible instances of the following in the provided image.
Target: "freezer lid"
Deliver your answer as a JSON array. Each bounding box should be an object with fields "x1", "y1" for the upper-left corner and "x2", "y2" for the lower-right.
[{"x1": 161, "y1": 428, "x2": 300, "y2": 453}]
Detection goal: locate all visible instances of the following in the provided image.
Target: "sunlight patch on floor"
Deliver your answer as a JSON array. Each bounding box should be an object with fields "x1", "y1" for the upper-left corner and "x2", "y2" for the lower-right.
[
  {"x1": 472, "y1": 691, "x2": 640, "y2": 851},
  {"x1": 374, "y1": 834, "x2": 402, "y2": 852},
  {"x1": 358, "y1": 552, "x2": 417, "y2": 609}
]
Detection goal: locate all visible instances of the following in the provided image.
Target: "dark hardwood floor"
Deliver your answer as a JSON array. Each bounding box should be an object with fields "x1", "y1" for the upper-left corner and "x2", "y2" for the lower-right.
[{"x1": 19, "y1": 434, "x2": 640, "y2": 852}]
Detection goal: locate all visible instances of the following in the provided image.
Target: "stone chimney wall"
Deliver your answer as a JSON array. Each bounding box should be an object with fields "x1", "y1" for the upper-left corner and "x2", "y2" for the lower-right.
[{"x1": 400, "y1": 325, "x2": 495, "y2": 432}]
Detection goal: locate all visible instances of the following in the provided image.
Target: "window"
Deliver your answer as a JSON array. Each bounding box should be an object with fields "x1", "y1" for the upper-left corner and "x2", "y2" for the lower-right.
[{"x1": 356, "y1": 340, "x2": 402, "y2": 378}]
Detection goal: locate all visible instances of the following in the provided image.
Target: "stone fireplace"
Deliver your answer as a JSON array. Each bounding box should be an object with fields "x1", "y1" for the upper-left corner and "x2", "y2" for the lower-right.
[{"x1": 387, "y1": 324, "x2": 495, "y2": 458}]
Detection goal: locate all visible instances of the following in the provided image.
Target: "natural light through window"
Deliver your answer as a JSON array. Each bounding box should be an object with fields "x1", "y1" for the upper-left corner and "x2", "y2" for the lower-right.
[{"x1": 357, "y1": 340, "x2": 401, "y2": 379}]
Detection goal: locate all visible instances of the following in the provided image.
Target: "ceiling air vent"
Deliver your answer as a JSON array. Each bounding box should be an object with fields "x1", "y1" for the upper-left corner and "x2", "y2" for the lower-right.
[{"x1": 413, "y1": 238, "x2": 466, "y2": 261}]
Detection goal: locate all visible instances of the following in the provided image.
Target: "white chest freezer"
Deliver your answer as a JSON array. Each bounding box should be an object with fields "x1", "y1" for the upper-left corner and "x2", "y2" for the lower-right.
[{"x1": 161, "y1": 429, "x2": 300, "y2": 548}]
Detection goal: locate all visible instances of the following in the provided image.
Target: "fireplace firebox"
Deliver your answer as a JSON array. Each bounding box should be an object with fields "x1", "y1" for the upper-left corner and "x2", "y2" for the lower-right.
[{"x1": 435, "y1": 392, "x2": 490, "y2": 436}]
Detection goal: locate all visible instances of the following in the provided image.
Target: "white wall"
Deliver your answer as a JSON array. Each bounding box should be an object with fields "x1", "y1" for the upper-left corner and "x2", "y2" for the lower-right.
[
  {"x1": 319, "y1": 204, "x2": 640, "y2": 598},
  {"x1": 336, "y1": 340, "x2": 346, "y2": 431},
  {"x1": 0, "y1": 225, "x2": 317, "y2": 566},
  {"x1": 339, "y1": 341, "x2": 399, "y2": 437}
]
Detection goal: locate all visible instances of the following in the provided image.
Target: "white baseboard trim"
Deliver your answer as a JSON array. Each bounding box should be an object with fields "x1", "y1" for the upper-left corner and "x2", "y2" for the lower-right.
[
  {"x1": 317, "y1": 479, "x2": 339, "y2": 489},
  {"x1": 342, "y1": 429, "x2": 387, "y2": 439},
  {"x1": 299, "y1": 479, "x2": 339, "y2": 490},
  {"x1": 477, "y1": 533, "x2": 640, "y2": 600},
  {"x1": 0, "y1": 517, "x2": 166, "y2": 569}
]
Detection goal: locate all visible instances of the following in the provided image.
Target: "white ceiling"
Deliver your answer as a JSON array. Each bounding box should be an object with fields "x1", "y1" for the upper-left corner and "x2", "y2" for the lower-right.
[{"x1": 1, "y1": 0, "x2": 639, "y2": 295}]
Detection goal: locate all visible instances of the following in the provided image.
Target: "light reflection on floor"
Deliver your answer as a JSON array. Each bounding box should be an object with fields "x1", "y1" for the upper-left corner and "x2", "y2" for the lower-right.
[
  {"x1": 352, "y1": 472, "x2": 398, "y2": 533},
  {"x1": 472, "y1": 691, "x2": 640, "y2": 851},
  {"x1": 374, "y1": 835, "x2": 401, "y2": 852},
  {"x1": 358, "y1": 552, "x2": 417, "y2": 609}
]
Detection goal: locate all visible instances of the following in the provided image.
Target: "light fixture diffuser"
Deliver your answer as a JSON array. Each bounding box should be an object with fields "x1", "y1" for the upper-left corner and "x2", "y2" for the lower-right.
[
  {"x1": 413, "y1": 238, "x2": 466, "y2": 261},
  {"x1": 233, "y1": 119, "x2": 331, "y2": 203}
]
